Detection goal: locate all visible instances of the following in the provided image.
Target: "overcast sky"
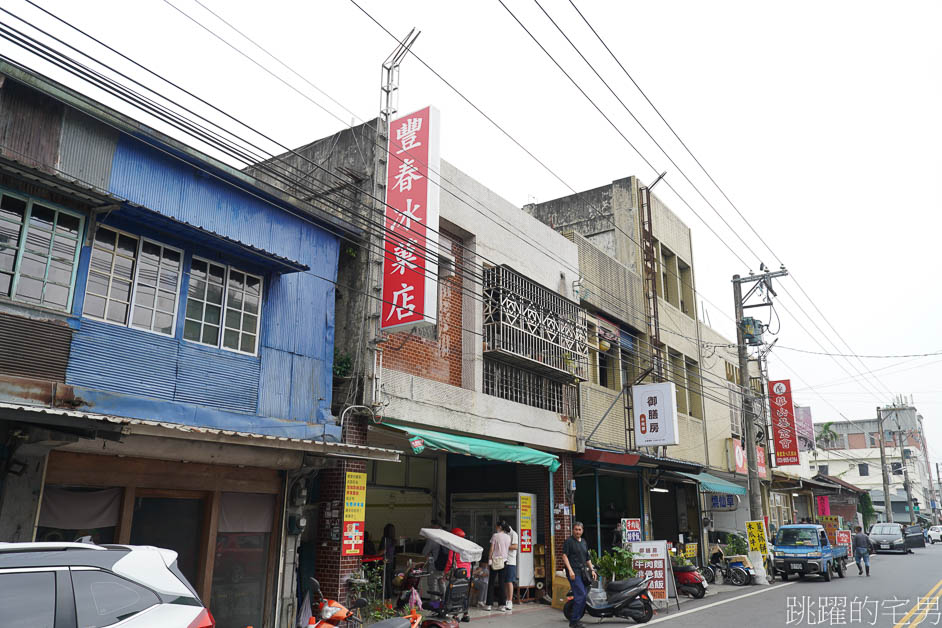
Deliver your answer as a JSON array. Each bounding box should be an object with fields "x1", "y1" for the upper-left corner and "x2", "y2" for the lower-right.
[{"x1": 3, "y1": 1, "x2": 940, "y2": 469}]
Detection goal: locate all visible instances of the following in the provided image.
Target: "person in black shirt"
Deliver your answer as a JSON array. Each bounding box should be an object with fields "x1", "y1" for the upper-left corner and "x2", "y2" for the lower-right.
[
  {"x1": 562, "y1": 521, "x2": 596, "y2": 628},
  {"x1": 852, "y1": 525, "x2": 872, "y2": 576}
]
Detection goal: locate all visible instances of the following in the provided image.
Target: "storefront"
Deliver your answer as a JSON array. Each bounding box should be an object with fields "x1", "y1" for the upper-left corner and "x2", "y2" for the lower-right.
[{"x1": 361, "y1": 422, "x2": 570, "y2": 597}]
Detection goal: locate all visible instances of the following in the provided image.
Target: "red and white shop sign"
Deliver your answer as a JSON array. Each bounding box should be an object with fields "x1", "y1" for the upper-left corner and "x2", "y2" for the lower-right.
[
  {"x1": 381, "y1": 106, "x2": 441, "y2": 331},
  {"x1": 768, "y1": 379, "x2": 800, "y2": 465},
  {"x1": 734, "y1": 439, "x2": 747, "y2": 474},
  {"x1": 757, "y1": 445, "x2": 768, "y2": 479}
]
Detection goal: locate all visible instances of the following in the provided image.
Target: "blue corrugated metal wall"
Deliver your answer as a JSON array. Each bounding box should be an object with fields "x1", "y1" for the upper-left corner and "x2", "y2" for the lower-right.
[
  {"x1": 90, "y1": 135, "x2": 340, "y2": 425},
  {"x1": 67, "y1": 319, "x2": 178, "y2": 400}
]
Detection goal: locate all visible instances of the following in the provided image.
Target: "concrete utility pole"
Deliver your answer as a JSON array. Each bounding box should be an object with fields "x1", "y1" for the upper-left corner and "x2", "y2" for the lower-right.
[
  {"x1": 893, "y1": 410, "x2": 918, "y2": 525},
  {"x1": 732, "y1": 268, "x2": 787, "y2": 520},
  {"x1": 936, "y1": 462, "x2": 942, "y2": 525},
  {"x1": 877, "y1": 406, "x2": 893, "y2": 523}
]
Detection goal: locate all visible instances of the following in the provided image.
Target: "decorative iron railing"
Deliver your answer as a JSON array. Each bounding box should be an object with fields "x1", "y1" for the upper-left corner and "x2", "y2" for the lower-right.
[
  {"x1": 482, "y1": 265, "x2": 588, "y2": 380},
  {"x1": 484, "y1": 358, "x2": 579, "y2": 419}
]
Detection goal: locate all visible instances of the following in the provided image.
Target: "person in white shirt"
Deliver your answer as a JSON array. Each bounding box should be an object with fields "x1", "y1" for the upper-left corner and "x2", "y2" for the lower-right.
[{"x1": 500, "y1": 520, "x2": 519, "y2": 612}]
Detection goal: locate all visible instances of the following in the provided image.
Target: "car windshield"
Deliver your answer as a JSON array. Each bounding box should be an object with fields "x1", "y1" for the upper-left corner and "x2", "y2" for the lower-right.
[
  {"x1": 775, "y1": 528, "x2": 818, "y2": 546},
  {"x1": 871, "y1": 524, "x2": 900, "y2": 535}
]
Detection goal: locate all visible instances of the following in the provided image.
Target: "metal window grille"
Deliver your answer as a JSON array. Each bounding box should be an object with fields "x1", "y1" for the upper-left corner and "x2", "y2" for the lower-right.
[
  {"x1": 483, "y1": 264, "x2": 588, "y2": 380},
  {"x1": 484, "y1": 358, "x2": 579, "y2": 419}
]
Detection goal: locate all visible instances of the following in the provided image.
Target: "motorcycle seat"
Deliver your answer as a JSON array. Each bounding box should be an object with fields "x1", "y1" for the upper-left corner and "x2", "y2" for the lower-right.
[
  {"x1": 370, "y1": 618, "x2": 412, "y2": 628},
  {"x1": 606, "y1": 577, "x2": 645, "y2": 592},
  {"x1": 673, "y1": 565, "x2": 698, "y2": 573}
]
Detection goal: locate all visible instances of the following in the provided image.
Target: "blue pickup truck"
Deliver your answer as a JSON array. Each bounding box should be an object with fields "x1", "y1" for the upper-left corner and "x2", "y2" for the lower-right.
[{"x1": 771, "y1": 524, "x2": 849, "y2": 581}]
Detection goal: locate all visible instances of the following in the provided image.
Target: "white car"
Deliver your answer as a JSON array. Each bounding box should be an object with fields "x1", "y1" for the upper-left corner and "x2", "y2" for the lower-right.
[
  {"x1": 0, "y1": 542, "x2": 214, "y2": 627},
  {"x1": 929, "y1": 526, "x2": 942, "y2": 544}
]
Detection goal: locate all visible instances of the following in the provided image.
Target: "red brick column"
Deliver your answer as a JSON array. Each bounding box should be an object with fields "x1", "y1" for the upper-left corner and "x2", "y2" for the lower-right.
[
  {"x1": 315, "y1": 416, "x2": 368, "y2": 601},
  {"x1": 550, "y1": 454, "x2": 574, "y2": 572}
]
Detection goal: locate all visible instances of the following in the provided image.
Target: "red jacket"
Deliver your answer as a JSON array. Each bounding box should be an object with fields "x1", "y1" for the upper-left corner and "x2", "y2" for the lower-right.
[{"x1": 445, "y1": 549, "x2": 471, "y2": 575}]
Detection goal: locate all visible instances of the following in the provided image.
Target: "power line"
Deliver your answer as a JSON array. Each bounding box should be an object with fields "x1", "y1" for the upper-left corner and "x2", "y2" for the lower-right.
[
  {"x1": 776, "y1": 346, "x2": 942, "y2": 359},
  {"x1": 557, "y1": 0, "x2": 902, "y2": 406}
]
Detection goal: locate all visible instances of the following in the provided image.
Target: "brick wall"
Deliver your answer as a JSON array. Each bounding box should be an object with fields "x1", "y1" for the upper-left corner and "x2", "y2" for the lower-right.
[
  {"x1": 316, "y1": 416, "x2": 368, "y2": 601},
  {"x1": 516, "y1": 453, "x2": 573, "y2": 573},
  {"x1": 381, "y1": 234, "x2": 464, "y2": 388}
]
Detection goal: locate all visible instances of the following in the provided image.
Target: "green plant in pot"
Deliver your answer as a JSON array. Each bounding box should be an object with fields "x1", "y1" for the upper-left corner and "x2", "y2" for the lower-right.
[
  {"x1": 725, "y1": 532, "x2": 749, "y2": 556},
  {"x1": 589, "y1": 546, "x2": 637, "y2": 584}
]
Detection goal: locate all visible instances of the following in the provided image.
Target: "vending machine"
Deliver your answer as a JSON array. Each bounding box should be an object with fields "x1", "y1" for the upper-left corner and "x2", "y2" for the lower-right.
[{"x1": 450, "y1": 492, "x2": 536, "y2": 587}]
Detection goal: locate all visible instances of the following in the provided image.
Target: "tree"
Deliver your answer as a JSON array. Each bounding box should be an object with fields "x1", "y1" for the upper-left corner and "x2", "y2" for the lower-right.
[
  {"x1": 816, "y1": 422, "x2": 839, "y2": 450},
  {"x1": 858, "y1": 493, "x2": 876, "y2": 529}
]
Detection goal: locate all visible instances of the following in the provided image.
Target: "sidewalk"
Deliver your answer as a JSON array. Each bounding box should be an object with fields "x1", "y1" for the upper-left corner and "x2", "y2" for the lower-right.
[{"x1": 460, "y1": 580, "x2": 749, "y2": 625}]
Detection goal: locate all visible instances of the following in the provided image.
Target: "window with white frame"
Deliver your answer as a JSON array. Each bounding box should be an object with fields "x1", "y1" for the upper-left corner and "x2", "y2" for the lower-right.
[
  {"x1": 84, "y1": 225, "x2": 181, "y2": 335},
  {"x1": 184, "y1": 257, "x2": 261, "y2": 354},
  {"x1": 0, "y1": 190, "x2": 84, "y2": 311}
]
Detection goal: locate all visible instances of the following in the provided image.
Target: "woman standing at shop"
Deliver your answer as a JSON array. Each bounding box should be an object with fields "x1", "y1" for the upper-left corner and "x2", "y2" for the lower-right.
[{"x1": 484, "y1": 521, "x2": 510, "y2": 611}]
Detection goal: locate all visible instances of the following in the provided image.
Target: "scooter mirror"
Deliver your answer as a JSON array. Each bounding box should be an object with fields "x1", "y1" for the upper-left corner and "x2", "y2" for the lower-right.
[{"x1": 352, "y1": 598, "x2": 368, "y2": 610}]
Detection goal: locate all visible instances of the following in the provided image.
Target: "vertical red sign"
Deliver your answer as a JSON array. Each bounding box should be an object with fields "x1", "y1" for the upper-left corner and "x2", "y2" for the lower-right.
[
  {"x1": 381, "y1": 107, "x2": 440, "y2": 331},
  {"x1": 757, "y1": 445, "x2": 768, "y2": 479},
  {"x1": 768, "y1": 379, "x2": 800, "y2": 465}
]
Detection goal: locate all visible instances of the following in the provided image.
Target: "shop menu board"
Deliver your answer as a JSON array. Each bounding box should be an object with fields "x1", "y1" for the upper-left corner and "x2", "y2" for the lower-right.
[
  {"x1": 630, "y1": 540, "x2": 673, "y2": 602},
  {"x1": 342, "y1": 471, "x2": 367, "y2": 556},
  {"x1": 819, "y1": 515, "x2": 841, "y2": 546},
  {"x1": 519, "y1": 494, "x2": 533, "y2": 553}
]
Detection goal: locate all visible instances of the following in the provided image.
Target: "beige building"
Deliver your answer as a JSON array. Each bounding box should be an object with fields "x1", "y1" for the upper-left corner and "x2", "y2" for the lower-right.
[{"x1": 525, "y1": 176, "x2": 754, "y2": 552}]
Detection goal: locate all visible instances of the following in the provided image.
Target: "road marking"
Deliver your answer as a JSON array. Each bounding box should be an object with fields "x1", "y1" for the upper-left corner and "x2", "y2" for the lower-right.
[
  {"x1": 893, "y1": 577, "x2": 942, "y2": 628},
  {"x1": 903, "y1": 581, "x2": 942, "y2": 628},
  {"x1": 645, "y1": 582, "x2": 796, "y2": 624}
]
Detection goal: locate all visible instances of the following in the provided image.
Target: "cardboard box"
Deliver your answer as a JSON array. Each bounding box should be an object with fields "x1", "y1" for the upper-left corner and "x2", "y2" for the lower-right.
[{"x1": 552, "y1": 572, "x2": 570, "y2": 610}]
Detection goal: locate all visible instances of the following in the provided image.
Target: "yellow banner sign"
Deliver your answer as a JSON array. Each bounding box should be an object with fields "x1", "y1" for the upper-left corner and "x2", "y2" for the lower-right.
[
  {"x1": 343, "y1": 472, "x2": 367, "y2": 522},
  {"x1": 746, "y1": 520, "x2": 768, "y2": 554},
  {"x1": 684, "y1": 542, "x2": 698, "y2": 558}
]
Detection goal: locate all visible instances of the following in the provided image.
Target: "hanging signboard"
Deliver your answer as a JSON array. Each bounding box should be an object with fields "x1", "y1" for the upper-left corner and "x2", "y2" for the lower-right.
[
  {"x1": 768, "y1": 379, "x2": 800, "y2": 465},
  {"x1": 381, "y1": 106, "x2": 441, "y2": 331},
  {"x1": 746, "y1": 520, "x2": 768, "y2": 554},
  {"x1": 632, "y1": 382, "x2": 680, "y2": 446},
  {"x1": 342, "y1": 471, "x2": 367, "y2": 556},
  {"x1": 733, "y1": 439, "x2": 747, "y2": 474},
  {"x1": 622, "y1": 518, "x2": 642, "y2": 544},
  {"x1": 684, "y1": 542, "x2": 698, "y2": 559},
  {"x1": 757, "y1": 445, "x2": 768, "y2": 479},
  {"x1": 819, "y1": 515, "x2": 840, "y2": 545},
  {"x1": 630, "y1": 541, "x2": 672, "y2": 602},
  {"x1": 816, "y1": 495, "x2": 831, "y2": 517}
]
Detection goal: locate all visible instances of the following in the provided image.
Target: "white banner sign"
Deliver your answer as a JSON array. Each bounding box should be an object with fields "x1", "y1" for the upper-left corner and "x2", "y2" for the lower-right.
[{"x1": 632, "y1": 382, "x2": 680, "y2": 446}]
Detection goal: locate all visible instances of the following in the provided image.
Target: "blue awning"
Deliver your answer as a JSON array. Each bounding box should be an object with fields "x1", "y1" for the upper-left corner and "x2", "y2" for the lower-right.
[{"x1": 680, "y1": 471, "x2": 747, "y2": 495}]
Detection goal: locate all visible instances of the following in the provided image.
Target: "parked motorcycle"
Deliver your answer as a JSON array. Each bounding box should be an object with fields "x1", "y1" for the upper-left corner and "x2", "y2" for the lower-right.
[
  {"x1": 563, "y1": 576, "x2": 655, "y2": 624},
  {"x1": 701, "y1": 550, "x2": 750, "y2": 586},
  {"x1": 307, "y1": 578, "x2": 367, "y2": 628},
  {"x1": 672, "y1": 564, "x2": 707, "y2": 599}
]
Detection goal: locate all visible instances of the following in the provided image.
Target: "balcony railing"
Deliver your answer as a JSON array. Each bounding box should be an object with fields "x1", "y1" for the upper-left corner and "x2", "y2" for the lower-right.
[
  {"x1": 484, "y1": 358, "x2": 579, "y2": 419},
  {"x1": 483, "y1": 265, "x2": 588, "y2": 380}
]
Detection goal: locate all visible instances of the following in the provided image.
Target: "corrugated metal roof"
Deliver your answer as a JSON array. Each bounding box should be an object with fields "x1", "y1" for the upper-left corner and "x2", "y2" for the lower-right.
[
  {"x1": 0, "y1": 156, "x2": 309, "y2": 273},
  {"x1": 0, "y1": 402, "x2": 400, "y2": 460}
]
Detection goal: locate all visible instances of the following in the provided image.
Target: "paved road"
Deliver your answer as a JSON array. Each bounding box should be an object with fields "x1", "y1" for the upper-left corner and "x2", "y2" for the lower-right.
[{"x1": 469, "y1": 543, "x2": 942, "y2": 628}]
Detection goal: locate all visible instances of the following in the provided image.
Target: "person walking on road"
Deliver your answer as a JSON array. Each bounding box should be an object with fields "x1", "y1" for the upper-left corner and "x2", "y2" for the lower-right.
[
  {"x1": 562, "y1": 522, "x2": 596, "y2": 628},
  {"x1": 853, "y1": 525, "x2": 873, "y2": 576}
]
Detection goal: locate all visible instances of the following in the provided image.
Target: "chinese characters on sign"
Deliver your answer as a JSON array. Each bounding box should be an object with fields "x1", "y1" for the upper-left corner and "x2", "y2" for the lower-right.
[
  {"x1": 836, "y1": 530, "x2": 852, "y2": 556},
  {"x1": 630, "y1": 541, "x2": 671, "y2": 601},
  {"x1": 710, "y1": 494, "x2": 738, "y2": 511},
  {"x1": 820, "y1": 516, "x2": 840, "y2": 545},
  {"x1": 817, "y1": 495, "x2": 832, "y2": 517},
  {"x1": 768, "y1": 379, "x2": 800, "y2": 465},
  {"x1": 519, "y1": 494, "x2": 533, "y2": 553},
  {"x1": 381, "y1": 107, "x2": 441, "y2": 331},
  {"x1": 757, "y1": 445, "x2": 768, "y2": 479},
  {"x1": 746, "y1": 520, "x2": 768, "y2": 554},
  {"x1": 632, "y1": 383, "x2": 680, "y2": 446},
  {"x1": 342, "y1": 471, "x2": 367, "y2": 556},
  {"x1": 622, "y1": 518, "x2": 642, "y2": 544},
  {"x1": 684, "y1": 543, "x2": 698, "y2": 559}
]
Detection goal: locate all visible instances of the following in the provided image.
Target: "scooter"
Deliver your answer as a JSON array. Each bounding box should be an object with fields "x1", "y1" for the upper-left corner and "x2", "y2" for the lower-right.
[
  {"x1": 672, "y1": 564, "x2": 707, "y2": 599},
  {"x1": 394, "y1": 561, "x2": 430, "y2": 611},
  {"x1": 307, "y1": 578, "x2": 368, "y2": 628},
  {"x1": 563, "y1": 576, "x2": 655, "y2": 624}
]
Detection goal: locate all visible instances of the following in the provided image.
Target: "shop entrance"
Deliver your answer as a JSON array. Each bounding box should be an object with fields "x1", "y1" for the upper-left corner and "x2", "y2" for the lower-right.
[{"x1": 129, "y1": 494, "x2": 205, "y2": 586}]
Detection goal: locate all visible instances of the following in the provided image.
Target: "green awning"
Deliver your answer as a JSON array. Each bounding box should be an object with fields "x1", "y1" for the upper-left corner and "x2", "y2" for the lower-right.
[
  {"x1": 680, "y1": 471, "x2": 747, "y2": 495},
  {"x1": 385, "y1": 423, "x2": 561, "y2": 472}
]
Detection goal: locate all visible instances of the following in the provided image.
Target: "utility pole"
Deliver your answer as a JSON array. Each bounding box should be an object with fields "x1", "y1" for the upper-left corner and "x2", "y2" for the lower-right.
[
  {"x1": 877, "y1": 406, "x2": 893, "y2": 523},
  {"x1": 892, "y1": 409, "x2": 917, "y2": 525},
  {"x1": 732, "y1": 268, "x2": 787, "y2": 520},
  {"x1": 936, "y1": 462, "x2": 942, "y2": 525}
]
